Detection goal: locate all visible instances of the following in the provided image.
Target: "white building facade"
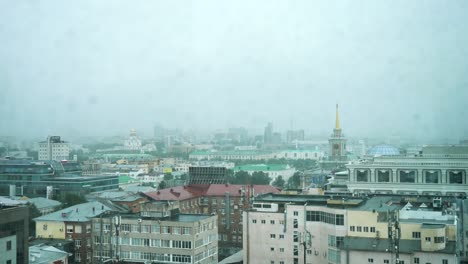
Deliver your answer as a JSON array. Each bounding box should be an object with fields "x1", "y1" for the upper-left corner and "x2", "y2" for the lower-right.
[{"x1": 38, "y1": 136, "x2": 70, "y2": 161}]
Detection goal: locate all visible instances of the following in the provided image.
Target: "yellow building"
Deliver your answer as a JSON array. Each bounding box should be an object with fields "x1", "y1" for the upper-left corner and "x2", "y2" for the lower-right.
[{"x1": 34, "y1": 201, "x2": 122, "y2": 264}]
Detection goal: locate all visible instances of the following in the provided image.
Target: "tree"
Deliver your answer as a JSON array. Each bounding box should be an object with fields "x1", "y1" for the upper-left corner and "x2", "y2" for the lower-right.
[
  {"x1": 164, "y1": 173, "x2": 174, "y2": 181},
  {"x1": 28, "y1": 204, "x2": 41, "y2": 236},
  {"x1": 287, "y1": 172, "x2": 302, "y2": 189},
  {"x1": 233, "y1": 171, "x2": 250, "y2": 184},
  {"x1": 272, "y1": 176, "x2": 285, "y2": 188},
  {"x1": 251, "y1": 171, "x2": 271, "y2": 185},
  {"x1": 158, "y1": 181, "x2": 167, "y2": 190},
  {"x1": 56, "y1": 193, "x2": 87, "y2": 208}
]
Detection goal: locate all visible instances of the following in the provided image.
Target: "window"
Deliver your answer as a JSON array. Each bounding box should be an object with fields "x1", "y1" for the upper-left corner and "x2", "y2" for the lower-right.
[
  {"x1": 294, "y1": 231, "x2": 299, "y2": 242},
  {"x1": 356, "y1": 169, "x2": 369, "y2": 182},
  {"x1": 280, "y1": 248, "x2": 284, "y2": 252},
  {"x1": 293, "y1": 219, "x2": 298, "y2": 228},
  {"x1": 350, "y1": 226, "x2": 355, "y2": 232},
  {"x1": 270, "y1": 247, "x2": 275, "y2": 251},
  {"x1": 363, "y1": 226, "x2": 369, "y2": 232},
  {"x1": 270, "y1": 220, "x2": 275, "y2": 224},
  {"x1": 384, "y1": 260, "x2": 390, "y2": 264},
  {"x1": 261, "y1": 220, "x2": 266, "y2": 224},
  {"x1": 448, "y1": 171, "x2": 464, "y2": 184},
  {"x1": 66, "y1": 225, "x2": 73, "y2": 233},
  {"x1": 368, "y1": 258, "x2": 374, "y2": 263},
  {"x1": 280, "y1": 262, "x2": 284, "y2": 264},
  {"x1": 434, "y1": 236, "x2": 444, "y2": 243},
  {"x1": 294, "y1": 211, "x2": 299, "y2": 216},
  {"x1": 43, "y1": 224, "x2": 47, "y2": 231},
  {"x1": 294, "y1": 245, "x2": 298, "y2": 256},
  {"x1": 279, "y1": 234, "x2": 284, "y2": 239},
  {"x1": 336, "y1": 214, "x2": 344, "y2": 225},
  {"x1": 6, "y1": 240, "x2": 12, "y2": 251},
  {"x1": 425, "y1": 237, "x2": 431, "y2": 242},
  {"x1": 370, "y1": 227, "x2": 375, "y2": 233},
  {"x1": 252, "y1": 219, "x2": 257, "y2": 224},
  {"x1": 442, "y1": 260, "x2": 448, "y2": 264},
  {"x1": 270, "y1": 234, "x2": 276, "y2": 239},
  {"x1": 412, "y1": 232, "x2": 421, "y2": 239},
  {"x1": 399, "y1": 170, "x2": 416, "y2": 183},
  {"x1": 357, "y1": 226, "x2": 362, "y2": 232},
  {"x1": 414, "y1": 258, "x2": 419, "y2": 264},
  {"x1": 121, "y1": 224, "x2": 131, "y2": 232},
  {"x1": 279, "y1": 220, "x2": 284, "y2": 225},
  {"x1": 75, "y1": 240, "x2": 81, "y2": 247},
  {"x1": 271, "y1": 261, "x2": 274, "y2": 264},
  {"x1": 7, "y1": 260, "x2": 11, "y2": 264}
]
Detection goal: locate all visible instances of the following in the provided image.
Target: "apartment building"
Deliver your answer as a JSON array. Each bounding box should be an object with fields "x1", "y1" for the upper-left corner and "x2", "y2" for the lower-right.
[
  {"x1": 91, "y1": 202, "x2": 218, "y2": 264},
  {"x1": 144, "y1": 184, "x2": 280, "y2": 260},
  {"x1": 34, "y1": 201, "x2": 125, "y2": 264}
]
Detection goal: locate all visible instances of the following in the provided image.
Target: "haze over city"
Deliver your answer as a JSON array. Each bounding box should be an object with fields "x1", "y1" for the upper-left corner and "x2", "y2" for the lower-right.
[{"x1": 1, "y1": 0, "x2": 468, "y2": 141}]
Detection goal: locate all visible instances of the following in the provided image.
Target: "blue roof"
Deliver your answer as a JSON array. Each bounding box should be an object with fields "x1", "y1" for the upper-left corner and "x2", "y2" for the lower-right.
[{"x1": 367, "y1": 144, "x2": 400, "y2": 156}]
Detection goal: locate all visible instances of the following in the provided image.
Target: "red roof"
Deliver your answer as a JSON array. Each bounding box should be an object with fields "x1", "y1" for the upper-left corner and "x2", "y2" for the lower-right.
[
  {"x1": 144, "y1": 184, "x2": 280, "y2": 201},
  {"x1": 143, "y1": 185, "x2": 204, "y2": 201},
  {"x1": 204, "y1": 184, "x2": 280, "y2": 197}
]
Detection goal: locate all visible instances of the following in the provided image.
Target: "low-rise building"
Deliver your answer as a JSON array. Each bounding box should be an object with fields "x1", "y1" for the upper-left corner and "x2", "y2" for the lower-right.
[
  {"x1": 233, "y1": 164, "x2": 296, "y2": 182},
  {"x1": 28, "y1": 197, "x2": 62, "y2": 215},
  {"x1": 34, "y1": 201, "x2": 126, "y2": 264},
  {"x1": 346, "y1": 146, "x2": 468, "y2": 196},
  {"x1": 0, "y1": 160, "x2": 119, "y2": 197},
  {"x1": 29, "y1": 244, "x2": 70, "y2": 264}
]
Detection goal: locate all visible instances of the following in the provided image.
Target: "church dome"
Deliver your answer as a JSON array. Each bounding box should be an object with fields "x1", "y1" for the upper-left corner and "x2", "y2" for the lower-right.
[{"x1": 367, "y1": 144, "x2": 400, "y2": 156}]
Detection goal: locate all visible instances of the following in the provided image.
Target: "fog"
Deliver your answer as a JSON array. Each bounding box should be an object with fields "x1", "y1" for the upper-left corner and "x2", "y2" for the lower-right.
[{"x1": 1, "y1": 1, "x2": 467, "y2": 141}]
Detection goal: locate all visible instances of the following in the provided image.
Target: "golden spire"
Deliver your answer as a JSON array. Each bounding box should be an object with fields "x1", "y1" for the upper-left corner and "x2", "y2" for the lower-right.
[{"x1": 335, "y1": 104, "x2": 340, "y2": 129}]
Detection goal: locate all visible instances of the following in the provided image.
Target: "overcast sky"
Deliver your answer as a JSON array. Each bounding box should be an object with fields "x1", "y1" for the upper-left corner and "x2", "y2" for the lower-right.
[{"x1": 1, "y1": 1, "x2": 467, "y2": 141}]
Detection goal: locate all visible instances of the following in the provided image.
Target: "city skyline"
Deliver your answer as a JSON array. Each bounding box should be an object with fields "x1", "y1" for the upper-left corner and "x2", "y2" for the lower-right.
[{"x1": 1, "y1": 1, "x2": 468, "y2": 141}]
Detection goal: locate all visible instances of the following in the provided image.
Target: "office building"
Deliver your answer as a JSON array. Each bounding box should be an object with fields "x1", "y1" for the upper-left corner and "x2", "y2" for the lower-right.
[
  {"x1": 0, "y1": 201, "x2": 29, "y2": 264},
  {"x1": 243, "y1": 194, "x2": 460, "y2": 264},
  {"x1": 91, "y1": 203, "x2": 218, "y2": 264},
  {"x1": 0, "y1": 159, "x2": 119, "y2": 197},
  {"x1": 38, "y1": 136, "x2": 70, "y2": 161}
]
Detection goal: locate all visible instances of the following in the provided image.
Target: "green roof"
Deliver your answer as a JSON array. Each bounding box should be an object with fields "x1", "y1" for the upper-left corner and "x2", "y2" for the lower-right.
[
  {"x1": 234, "y1": 164, "x2": 291, "y2": 171},
  {"x1": 119, "y1": 175, "x2": 134, "y2": 184},
  {"x1": 190, "y1": 150, "x2": 273, "y2": 156}
]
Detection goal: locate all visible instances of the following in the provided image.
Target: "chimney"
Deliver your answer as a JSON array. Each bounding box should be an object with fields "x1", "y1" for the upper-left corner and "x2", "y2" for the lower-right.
[{"x1": 92, "y1": 207, "x2": 95, "y2": 213}]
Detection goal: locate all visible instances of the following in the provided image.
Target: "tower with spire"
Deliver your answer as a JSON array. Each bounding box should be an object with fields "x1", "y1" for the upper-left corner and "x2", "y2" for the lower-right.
[{"x1": 321, "y1": 104, "x2": 348, "y2": 170}]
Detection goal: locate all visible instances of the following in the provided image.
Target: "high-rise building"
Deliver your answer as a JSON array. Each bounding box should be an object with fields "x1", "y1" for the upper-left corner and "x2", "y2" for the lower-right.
[
  {"x1": 286, "y1": 130, "x2": 305, "y2": 144},
  {"x1": 0, "y1": 201, "x2": 29, "y2": 264},
  {"x1": 264, "y1": 122, "x2": 273, "y2": 144},
  {"x1": 38, "y1": 136, "x2": 70, "y2": 161}
]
